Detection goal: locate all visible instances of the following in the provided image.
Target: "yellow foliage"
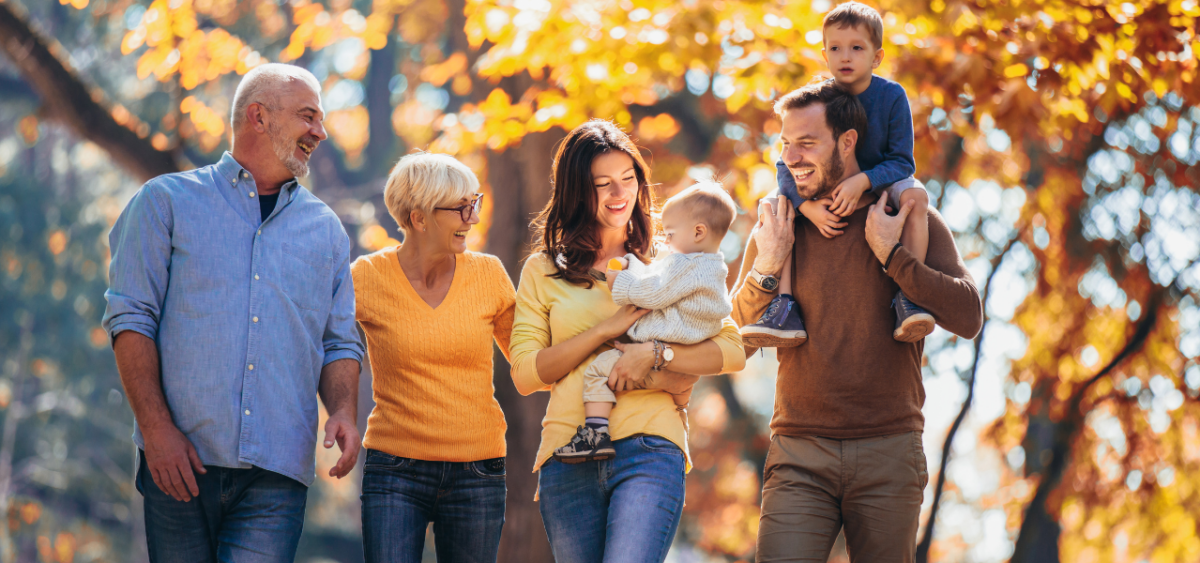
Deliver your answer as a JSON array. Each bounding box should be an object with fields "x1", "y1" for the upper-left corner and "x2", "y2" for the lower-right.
[{"x1": 325, "y1": 106, "x2": 371, "y2": 161}]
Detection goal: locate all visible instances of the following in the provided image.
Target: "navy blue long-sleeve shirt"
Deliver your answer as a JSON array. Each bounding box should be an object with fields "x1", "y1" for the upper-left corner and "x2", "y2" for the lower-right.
[{"x1": 777, "y1": 75, "x2": 916, "y2": 207}]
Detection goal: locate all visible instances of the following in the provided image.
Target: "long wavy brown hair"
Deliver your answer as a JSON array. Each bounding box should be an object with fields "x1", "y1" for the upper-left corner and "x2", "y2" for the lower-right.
[{"x1": 531, "y1": 119, "x2": 658, "y2": 288}]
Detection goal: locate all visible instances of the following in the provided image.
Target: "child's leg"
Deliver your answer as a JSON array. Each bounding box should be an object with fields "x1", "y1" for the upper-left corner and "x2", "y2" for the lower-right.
[
  {"x1": 581, "y1": 350, "x2": 619, "y2": 417},
  {"x1": 556, "y1": 350, "x2": 621, "y2": 461},
  {"x1": 892, "y1": 184, "x2": 934, "y2": 342},
  {"x1": 779, "y1": 252, "x2": 794, "y2": 296},
  {"x1": 898, "y1": 188, "x2": 929, "y2": 264},
  {"x1": 584, "y1": 401, "x2": 612, "y2": 419}
]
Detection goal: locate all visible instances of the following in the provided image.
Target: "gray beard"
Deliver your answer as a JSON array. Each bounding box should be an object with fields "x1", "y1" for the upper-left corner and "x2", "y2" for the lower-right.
[{"x1": 268, "y1": 122, "x2": 309, "y2": 178}]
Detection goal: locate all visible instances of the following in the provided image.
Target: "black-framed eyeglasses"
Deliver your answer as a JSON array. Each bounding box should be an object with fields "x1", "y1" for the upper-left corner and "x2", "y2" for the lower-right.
[{"x1": 434, "y1": 194, "x2": 484, "y2": 222}]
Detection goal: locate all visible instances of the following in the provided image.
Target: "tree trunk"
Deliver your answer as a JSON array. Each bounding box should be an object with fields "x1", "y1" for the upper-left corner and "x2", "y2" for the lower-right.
[
  {"x1": 485, "y1": 128, "x2": 561, "y2": 563},
  {"x1": 1010, "y1": 288, "x2": 1163, "y2": 563},
  {"x1": 0, "y1": 1, "x2": 181, "y2": 181}
]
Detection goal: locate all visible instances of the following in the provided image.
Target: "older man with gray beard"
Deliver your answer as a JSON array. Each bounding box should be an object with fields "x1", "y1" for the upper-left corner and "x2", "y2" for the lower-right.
[{"x1": 102, "y1": 63, "x2": 363, "y2": 562}]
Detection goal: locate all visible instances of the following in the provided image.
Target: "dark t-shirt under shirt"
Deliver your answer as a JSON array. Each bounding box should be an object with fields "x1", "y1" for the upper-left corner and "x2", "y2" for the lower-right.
[{"x1": 258, "y1": 192, "x2": 280, "y2": 222}]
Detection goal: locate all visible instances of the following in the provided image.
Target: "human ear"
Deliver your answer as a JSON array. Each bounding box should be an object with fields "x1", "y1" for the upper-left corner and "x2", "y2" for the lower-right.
[
  {"x1": 873, "y1": 47, "x2": 884, "y2": 70},
  {"x1": 247, "y1": 103, "x2": 268, "y2": 133},
  {"x1": 839, "y1": 129, "x2": 859, "y2": 159},
  {"x1": 410, "y1": 210, "x2": 426, "y2": 233},
  {"x1": 694, "y1": 223, "x2": 708, "y2": 243}
]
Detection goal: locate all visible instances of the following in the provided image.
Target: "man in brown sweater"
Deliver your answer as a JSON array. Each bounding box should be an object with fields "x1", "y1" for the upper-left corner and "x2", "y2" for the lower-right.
[{"x1": 734, "y1": 82, "x2": 983, "y2": 561}]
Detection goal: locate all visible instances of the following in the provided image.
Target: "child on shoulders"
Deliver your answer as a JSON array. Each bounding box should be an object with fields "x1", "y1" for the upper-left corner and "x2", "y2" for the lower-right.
[{"x1": 741, "y1": 0, "x2": 936, "y2": 348}]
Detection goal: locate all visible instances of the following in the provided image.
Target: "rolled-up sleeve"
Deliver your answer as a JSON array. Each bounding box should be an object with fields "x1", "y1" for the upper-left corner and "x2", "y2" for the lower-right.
[
  {"x1": 102, "y1": 182, "x2": 173, "y2": 343},
  {"x1": 509, "y1": 257, "x2": 553, "y2": 396},
  {"x1": 712, "y1": 317, "x2": 747, "y2": 374},
  {"x1": 321, "y1": 230, "x2": 364, "y2": 365}
]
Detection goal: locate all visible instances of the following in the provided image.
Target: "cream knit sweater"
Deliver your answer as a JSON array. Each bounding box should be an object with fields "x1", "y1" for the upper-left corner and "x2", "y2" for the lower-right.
[{"x1": 611, "y1": 251, "x2": 732, "y2": 345}]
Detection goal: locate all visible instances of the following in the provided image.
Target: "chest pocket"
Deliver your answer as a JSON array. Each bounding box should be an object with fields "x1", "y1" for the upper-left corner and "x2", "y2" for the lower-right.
[{"x1": 279, "y1": 241, "x2": 333, "y2": 312}]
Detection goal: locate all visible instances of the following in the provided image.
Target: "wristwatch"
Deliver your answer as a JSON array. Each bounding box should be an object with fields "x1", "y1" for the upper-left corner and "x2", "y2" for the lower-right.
[
  {"x1": 748, "y1": 268, "x2": 780, "y2": 291},
  {"x1": 660, "y1": 342, "x2": 674, "y2": 370},
  {"x1": 652, "y1": 340, "x2": 674, "y2": 371}
]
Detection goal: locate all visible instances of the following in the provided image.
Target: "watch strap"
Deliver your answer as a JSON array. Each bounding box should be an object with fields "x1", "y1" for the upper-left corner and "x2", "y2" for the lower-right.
[{"x1": 749, "y1": 268, "x2": 778, "y2": 288}]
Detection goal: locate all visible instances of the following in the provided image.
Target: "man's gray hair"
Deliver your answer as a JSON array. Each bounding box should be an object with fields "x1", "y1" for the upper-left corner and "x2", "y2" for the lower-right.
[{"x1": 230, "y1": 63, "x2": 322, "y2": 131}]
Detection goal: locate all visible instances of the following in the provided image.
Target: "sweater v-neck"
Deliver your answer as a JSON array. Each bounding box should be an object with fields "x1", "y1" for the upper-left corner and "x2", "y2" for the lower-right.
[{"x1": 391, "y1": 247, "x2": 463, "y2": 312}]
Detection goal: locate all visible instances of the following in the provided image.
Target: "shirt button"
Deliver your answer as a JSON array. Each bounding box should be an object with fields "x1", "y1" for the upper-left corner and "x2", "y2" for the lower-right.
[
  {"x1": 252, "y1": 316, "x2": 259, "y2": 323},
  {"x1": 249, "y1": 192, "x2": 256, "y2": 198},
  {"x1": 244, "y1": 409, "x2": 251, "y2": 416},
  {"x1": 254, "y1": 274, "x2": 259, "y2": 280},
  {"x1": 242, "y1": 171, "x2": 248, "y2": 178},
  {"x1": 247, "y1": 364, "x2": 254, "y2": 371},
  {"x1": 257, "y1": 229, "x2": 262, "y2": 236}
]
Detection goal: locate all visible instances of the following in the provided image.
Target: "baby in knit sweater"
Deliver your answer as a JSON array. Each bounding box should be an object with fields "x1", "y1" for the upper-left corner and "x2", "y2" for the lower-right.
[{"x1": 554, "y1": 183, "x2": 736, "y2": 463}]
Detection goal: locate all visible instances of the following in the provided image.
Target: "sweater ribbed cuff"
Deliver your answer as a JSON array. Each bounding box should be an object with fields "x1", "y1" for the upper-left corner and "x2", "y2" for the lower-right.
[{"x1": 611, "y1": 269, "x2": 637, "y2": 305}]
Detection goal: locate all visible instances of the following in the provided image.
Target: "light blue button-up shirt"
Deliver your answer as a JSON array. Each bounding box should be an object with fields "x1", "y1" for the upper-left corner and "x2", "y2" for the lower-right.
[{"x1": 102, "y1": 152, "x2": 363, "y2": 486}]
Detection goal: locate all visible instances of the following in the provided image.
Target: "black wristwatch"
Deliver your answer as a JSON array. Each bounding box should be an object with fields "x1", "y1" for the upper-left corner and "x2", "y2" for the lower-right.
[{"x1": 749, "y1": 268, "x2": 780, "y2": 291}]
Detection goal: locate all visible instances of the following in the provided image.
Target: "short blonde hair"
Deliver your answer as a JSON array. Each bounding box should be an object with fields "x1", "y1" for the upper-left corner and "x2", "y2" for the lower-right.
[
  {"x1": 663, "y1": 182, "x2": 737, "y2": 240},
  {"x1": 383, "y1": 152, "x2": 480, "y2": 233}
]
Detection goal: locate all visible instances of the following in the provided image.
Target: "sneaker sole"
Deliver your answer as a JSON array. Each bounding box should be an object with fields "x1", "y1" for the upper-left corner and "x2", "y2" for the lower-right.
[
  {"x1": 741, "y1": 327, "x2": 808, "y2": 348},
  {"x1": 893, "y1": 314, "x2": 935, "y2": 342},
  {"x1": 554, "y1": 448, "x2": 616, "y2": 464}
]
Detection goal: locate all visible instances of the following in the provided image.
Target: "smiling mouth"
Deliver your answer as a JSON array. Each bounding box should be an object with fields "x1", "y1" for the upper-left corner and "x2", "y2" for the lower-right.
[
  {"x1": 605, "y1": 202, "x2": 628, "y2": 212},
  {"x1": 453, "y1": 230, "x2": 468, "y2": 239},
  {"x1": 791, "y1": 168, "x2": 815, "y2": 182},
  {"x1": 297, "y1": 139, "x2": 316, "y2": 157}
]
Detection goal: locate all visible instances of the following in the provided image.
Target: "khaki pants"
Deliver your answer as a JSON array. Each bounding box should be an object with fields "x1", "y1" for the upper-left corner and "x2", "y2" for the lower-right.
[
  {"x1": 582, "y1": 349, "x2": 622, "y2": 404},
  {"x1": 756, "y1": 432, "x2": 928, "y2": 562},
  {"x1": 582, "y1": 350, "x2": 690, "y2": 427}
]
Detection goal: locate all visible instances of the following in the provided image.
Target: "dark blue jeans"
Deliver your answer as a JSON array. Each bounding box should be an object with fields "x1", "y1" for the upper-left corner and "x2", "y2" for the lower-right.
[
  {"x1": 136, "y1": 451, "x2": 308, "y2": 563},
  {"x1": 538, "y1": 435, "x2": 687, "y2": 563},
  {"x1": 360, "y1": 449, "x2": 506, "y2": 563}
]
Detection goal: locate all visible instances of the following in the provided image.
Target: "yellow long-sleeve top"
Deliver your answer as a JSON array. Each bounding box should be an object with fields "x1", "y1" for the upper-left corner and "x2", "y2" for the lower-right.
[
  {"x1": 352, "y1": 248, "x2": 515, "y2": 462},
  {"x1": 510, "y1": 253, "x2": 747, "y2": 473}
]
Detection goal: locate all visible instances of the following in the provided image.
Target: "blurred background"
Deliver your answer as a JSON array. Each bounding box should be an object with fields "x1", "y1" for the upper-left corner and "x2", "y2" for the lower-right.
[{"x1": 1, "y1": 0, "x2": 1199, "y2": 561}]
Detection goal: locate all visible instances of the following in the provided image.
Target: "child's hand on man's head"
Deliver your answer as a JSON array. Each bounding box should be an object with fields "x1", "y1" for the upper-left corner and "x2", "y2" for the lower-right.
[
  {"x1": 829, "y1": 173, "x2": 872, "y2": 217},
  {"x1": 798, "y1": 199, "x2": 849, "y2": 239}
]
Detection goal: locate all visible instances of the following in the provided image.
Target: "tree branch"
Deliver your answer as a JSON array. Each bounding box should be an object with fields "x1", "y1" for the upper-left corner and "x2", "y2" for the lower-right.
[
  {"x1": 915, "y1": 233, "x2": 1020, "y2": 562},
  {"x1": 1009, "y1": 262, "x2": 1190, "y2": 562},
  {"x1": 0, "y1": 1, "x2": 181, "y2": 181}
]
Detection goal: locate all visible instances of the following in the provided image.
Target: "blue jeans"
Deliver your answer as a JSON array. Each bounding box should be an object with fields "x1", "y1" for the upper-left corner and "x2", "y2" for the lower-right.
[
  {"x1": 360, "y1": 449, "x2": 506, "y2": 563},
  {"x1": 136, "y1": 451, "x2": 308, "y2": 563},
  {"x1": 538, "y1": 435, "x2": 687, "y2": 563}
]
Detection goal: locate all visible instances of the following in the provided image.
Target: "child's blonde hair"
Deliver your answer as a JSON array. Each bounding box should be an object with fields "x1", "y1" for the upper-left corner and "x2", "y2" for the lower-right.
[
  {"x1": 823, "y1": 1, "x2": 884, "y2": 51},
  {"x1": 663, "y1": 182, "x2": 737, "y2": 240}
]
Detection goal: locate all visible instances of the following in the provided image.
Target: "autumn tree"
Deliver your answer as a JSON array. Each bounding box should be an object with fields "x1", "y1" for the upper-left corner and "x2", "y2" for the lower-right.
[{"x1": 2, "y1": 0, "x2": 1199, "y2": 561}]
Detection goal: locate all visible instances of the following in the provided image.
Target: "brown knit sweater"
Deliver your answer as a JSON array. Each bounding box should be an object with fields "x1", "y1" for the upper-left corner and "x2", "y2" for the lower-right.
[{"x1": 732, "y1": 203, "x2": 982, "y2": 439}]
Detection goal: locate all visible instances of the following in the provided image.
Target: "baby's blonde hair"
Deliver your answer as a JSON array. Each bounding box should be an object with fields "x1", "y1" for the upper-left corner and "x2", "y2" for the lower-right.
[
  {"x1": 663, "y1": 182, "x2": 737, "y2": 240},
  {"x1": 383, "y1": 152, "x2": 479, "y2": 234}
]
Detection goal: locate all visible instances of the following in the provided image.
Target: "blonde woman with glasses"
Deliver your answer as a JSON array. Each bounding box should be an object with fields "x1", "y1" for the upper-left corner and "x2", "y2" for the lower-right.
[{"x1": 352, "y1": 152, "x2": 515, "y2": 562}]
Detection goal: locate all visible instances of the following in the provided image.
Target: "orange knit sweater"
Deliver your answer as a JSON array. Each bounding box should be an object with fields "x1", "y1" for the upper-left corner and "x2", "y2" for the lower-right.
[{"x1": 351, "y1": 248, "x2": 516, "y2": 462}]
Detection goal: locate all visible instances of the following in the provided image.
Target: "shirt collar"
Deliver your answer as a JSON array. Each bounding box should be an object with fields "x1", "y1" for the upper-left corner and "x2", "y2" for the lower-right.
[{"x1": 216, "y1": 152, "x2": 299, "y2": 193}]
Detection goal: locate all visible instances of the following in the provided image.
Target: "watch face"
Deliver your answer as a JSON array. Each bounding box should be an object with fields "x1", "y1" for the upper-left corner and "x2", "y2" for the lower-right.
[
  {"x1": 762, "y1": 277, "x2": 779, "y2": 291},
  {"x1": 663, "y1": 347, "x2": 674, "y2": 361}
]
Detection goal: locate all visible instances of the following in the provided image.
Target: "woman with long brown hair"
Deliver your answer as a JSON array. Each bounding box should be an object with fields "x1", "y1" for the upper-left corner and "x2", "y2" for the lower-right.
[{"x1": 509, "y1": 120, "x2": 746, "y2": 562}]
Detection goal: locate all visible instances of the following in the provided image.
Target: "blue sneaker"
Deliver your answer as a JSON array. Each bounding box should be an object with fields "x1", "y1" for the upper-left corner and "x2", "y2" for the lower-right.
[
  {"x1": 741, "y1": 294, "x2": 807, "y2": 348},
  {"x1": 893, "y1": 291, "x2": 934, "y2": 342}
]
